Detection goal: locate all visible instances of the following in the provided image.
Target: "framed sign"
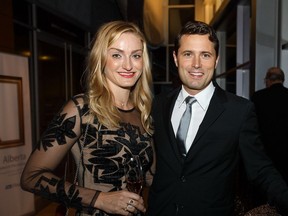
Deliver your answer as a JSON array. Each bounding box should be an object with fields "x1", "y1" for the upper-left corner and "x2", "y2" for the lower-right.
[{"x1": 0, "y1": 75, "x2": 24, "y2": 148}]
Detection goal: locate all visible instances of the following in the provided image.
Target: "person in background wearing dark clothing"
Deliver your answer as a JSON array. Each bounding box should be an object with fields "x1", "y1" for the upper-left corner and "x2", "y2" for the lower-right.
[
  {"x1": 146, "y1": 21, "x2": 288, "y2": 216},
  {"x1": 251, "y1": 67, "x2": 288, "y2": 185}
]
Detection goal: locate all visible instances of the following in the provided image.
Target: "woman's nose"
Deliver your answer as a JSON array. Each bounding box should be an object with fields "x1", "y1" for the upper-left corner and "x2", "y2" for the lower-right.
[{"x1": 122, "y1": 57, "x2": 132, "y2": 70}]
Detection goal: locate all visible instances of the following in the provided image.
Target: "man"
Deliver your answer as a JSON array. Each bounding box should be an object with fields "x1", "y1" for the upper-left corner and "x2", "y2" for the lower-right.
[
  {"x1": 251, "y1": 67, "x2": 288, "y2": 185},
  {"x1": 147, "y1": 21, "x2": 288, "y2": 216}
]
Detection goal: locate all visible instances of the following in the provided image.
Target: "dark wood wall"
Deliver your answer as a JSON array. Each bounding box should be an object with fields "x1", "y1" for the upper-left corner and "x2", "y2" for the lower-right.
[{"x1": 0, "y1": 0, "x2": 14, "y2": 53}]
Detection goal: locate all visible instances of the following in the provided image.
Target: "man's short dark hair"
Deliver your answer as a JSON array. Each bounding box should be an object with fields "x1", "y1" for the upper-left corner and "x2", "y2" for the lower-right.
[{"x1": 174, "y1": 20, "x2": 219, "y2": 56}]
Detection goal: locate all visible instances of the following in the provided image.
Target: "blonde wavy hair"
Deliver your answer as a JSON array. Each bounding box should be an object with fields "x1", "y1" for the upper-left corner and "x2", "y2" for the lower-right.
[{"x1": 86, "y1": 20, "x2": 153, "y2": 135}]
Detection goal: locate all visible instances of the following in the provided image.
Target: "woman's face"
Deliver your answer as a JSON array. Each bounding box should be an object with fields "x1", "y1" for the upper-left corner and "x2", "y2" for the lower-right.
[{"x1": 104, "y1": 32, "x2": 143, "y2": 91}]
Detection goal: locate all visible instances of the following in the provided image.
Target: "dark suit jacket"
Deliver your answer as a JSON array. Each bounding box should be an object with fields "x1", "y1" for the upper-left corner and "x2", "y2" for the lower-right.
[
  {"x1": 147, "y1": 83, "x2": 288, "y2": 216},
  {"x1": 251, "y1": 83, "x2": 288, "y2": 184}
]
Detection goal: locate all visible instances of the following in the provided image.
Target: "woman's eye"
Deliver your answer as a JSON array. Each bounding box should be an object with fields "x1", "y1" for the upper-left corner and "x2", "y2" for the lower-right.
[
  {"x1": 112, "y1": 53, "x2": 121, "y2": 58},
  {"x1": 133, "y1": 54, "x2": 142, "y2": 59}
]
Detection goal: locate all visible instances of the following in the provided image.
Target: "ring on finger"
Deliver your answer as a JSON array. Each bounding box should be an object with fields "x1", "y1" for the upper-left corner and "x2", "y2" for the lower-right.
[
  {"x1": 125, "y1": 204, "x2": 133, "y2": 211},
  {"x1": 128, "y1": 199, "x2": 134, "y2": 205}
]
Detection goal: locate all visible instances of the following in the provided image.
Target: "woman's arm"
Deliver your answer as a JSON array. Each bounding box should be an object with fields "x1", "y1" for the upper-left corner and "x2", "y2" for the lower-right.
[
  {"x1": 20, "y1": 96, "x2": 146, "y2": 215},
  {"x1": 20, "y1": 97, "x2": 97, "y2": 211}
]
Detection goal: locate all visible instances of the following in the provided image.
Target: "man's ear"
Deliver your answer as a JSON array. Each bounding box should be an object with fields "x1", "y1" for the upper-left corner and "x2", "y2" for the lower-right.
[
  {"x1": 173, "y1": 51, "x2": 178, "y2": 67},
  {"x1": 215, "y1": 56, "x2": 219, "y2": 69}
]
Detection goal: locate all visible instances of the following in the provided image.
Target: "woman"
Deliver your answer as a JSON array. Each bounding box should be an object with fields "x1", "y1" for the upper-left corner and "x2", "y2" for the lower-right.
[{"x1": 21, "y1": 20, "x2": 155, "y2": 216}]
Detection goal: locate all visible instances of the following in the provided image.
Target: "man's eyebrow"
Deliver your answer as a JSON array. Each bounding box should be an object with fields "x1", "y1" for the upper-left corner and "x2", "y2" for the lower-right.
[
  {"x1": 180, "y1": 50, "x2": 192, "y2": 53},
  {"x1": 180, "y1": 50, "x2": 212, "y2": 54}
]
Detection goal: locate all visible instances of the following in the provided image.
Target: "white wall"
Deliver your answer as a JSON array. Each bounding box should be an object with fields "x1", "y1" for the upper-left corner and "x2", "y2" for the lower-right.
[
  {"x1": 254, "y1": 0, "x2": 288, "y2": 89},
  {"x1": 280, "y1": 0, "x2": 288, "y2": 87},
  {"x1": 255, "y1": 0, "x2": 280, "y2": 91}
]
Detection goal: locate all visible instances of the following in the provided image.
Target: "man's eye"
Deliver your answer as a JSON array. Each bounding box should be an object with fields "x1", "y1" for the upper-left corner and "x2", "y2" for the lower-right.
[
  {"x1": 202, "y1": 53, "x2": 211, "y2": 59},
  {"x1": 183, "y1": 52, "x2": 191, "y2": 57}
]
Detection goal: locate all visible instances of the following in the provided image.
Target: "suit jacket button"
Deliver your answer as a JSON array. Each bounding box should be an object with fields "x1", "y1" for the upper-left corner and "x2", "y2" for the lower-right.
[{"x1": 180, "y1": 176, "x2": 186, "y2": 182}]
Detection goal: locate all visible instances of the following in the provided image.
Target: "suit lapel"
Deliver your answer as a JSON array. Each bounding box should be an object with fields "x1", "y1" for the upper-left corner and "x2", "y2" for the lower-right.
[
  {"x1": 162, "y1": 88, "x2": 185, "y2": 163},
  {"x1": 186, "y1": 85, "x2": 227, "y2": 159}
]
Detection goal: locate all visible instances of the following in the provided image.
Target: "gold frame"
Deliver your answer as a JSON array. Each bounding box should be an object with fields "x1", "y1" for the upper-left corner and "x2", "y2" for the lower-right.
[{"x1": 0, "y1": 75, "x2": 24, "y2": 148}]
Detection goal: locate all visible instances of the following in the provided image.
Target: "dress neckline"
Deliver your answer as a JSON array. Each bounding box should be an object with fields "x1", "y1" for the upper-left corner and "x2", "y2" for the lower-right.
[{"x1": 118, "y1": 107, "x2": 135, "y2": 112}]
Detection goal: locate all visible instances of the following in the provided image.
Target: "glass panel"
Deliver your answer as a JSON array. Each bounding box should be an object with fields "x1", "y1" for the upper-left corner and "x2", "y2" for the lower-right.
[
  {"x1": 169, "y1": 0, "x2": 195, "y2": 5},
  {"x1": 151, "y1": 46, "x2": 167, "y2": 82},
  {"x1": 169, "y1": 8, "x2": 195, "y2": 44},
  {"x1": 226, "y1": 73, "x2": 236, "y2": 94},
  {"x1": 225, "y1": 46, "x2": 236, "y2": 93},
  {"x1": 71, "y1": 49, "x2": 86, "y2": 95},
  {"x1": 12, "y1": 0, "x2": 31, "y2": 24},
  {"x1": 37, "y1": 40, "x2": 87, "y2": 134},
  {"x1": 168, "y1": 47, "x2": 181, "y2": 86},
  {"x1": 13, "y1": 24, "x2": 31, "y2": 58},
  {"x1": 37, "y1": 40, "x2": 66, "y2": 135},
  {"x1": 37, "y1": 7, "x2": 87, "y2": 46}
]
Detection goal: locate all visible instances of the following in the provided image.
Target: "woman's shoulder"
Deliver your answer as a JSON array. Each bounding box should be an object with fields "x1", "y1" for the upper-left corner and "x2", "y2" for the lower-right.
[
  {"x1": 69, "y1": 93, "x2": 88, "y2": 106},
  {"x1": 71, "y1": 93, "x2": 87, "y2": 104},
  {"x1": 67, "y1": 93, "x2": 90, "y2": 116}
]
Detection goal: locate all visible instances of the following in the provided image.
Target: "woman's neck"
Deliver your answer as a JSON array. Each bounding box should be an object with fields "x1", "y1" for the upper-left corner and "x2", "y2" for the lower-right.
[{"x1": 114, "y1": 91, "x2": 133, "y2": 110}]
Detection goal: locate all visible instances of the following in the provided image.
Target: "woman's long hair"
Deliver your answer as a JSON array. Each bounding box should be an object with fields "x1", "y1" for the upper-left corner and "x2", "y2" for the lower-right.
[{"x1": 85, "y1": 20, "x2": 153, "y2": 135}]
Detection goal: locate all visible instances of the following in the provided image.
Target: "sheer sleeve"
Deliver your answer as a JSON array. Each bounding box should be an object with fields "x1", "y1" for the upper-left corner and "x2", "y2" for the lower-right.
[
  {"x1": 144, "y1": 138, "x2": 155, "y2": 187},
  {"x1": 20, "y1": 95, "x2": 97, "y2": 212}
]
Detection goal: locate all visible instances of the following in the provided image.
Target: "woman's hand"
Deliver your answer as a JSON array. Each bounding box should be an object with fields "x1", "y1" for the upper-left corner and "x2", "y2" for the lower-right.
[{"x1": 95, "y1": 190, "x2": 146, "y2": 215}]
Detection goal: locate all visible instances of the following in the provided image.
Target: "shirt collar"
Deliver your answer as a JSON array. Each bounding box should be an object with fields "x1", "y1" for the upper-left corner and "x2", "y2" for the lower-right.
[{"x1": 177, "y1": 82, "x2": 215, "y2": 110}]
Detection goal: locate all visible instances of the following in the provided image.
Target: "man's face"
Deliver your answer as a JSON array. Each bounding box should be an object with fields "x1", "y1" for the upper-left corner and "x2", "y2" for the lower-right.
[{"x1": 173, "y1": 34, "x2": 219, "y2": 95}]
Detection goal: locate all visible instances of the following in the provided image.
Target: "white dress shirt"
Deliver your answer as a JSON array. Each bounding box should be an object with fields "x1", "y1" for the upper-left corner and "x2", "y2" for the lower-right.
[{"x1": 171, "y1": 82, "x2": 215, "y2": 151}]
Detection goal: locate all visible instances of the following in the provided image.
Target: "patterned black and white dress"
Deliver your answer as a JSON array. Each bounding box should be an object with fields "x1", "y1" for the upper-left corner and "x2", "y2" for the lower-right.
[{"x1": 21, "y1": 94, "x2": 154, "y2": 216}]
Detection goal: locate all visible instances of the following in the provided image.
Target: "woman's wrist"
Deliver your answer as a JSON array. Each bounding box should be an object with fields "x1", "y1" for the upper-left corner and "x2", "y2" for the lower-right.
[{"x1": 88, "y1": 190, "x2": 101, "y2": 213}]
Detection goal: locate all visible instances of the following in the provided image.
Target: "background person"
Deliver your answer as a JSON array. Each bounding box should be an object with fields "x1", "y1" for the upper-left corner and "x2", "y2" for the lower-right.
[
  {"x1": 251, "y1": 67, "x2": 288, "y2": 184},
  {"x1": 147, "y1": 21, "x2": 288, "y2": 216},
  {"x1": 21, "y1": 20, "x2": 155, "y2": 216}
]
